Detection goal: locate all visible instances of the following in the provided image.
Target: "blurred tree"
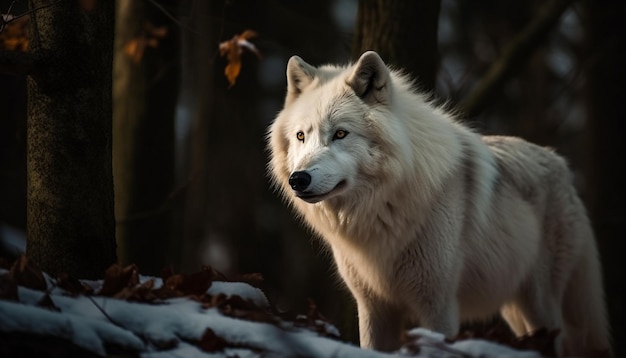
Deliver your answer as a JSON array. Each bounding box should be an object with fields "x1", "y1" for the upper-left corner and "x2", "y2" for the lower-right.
[
  {"x1": 0, "y1": 1, "x2": 27, "y2": 239},
  {"x1": 26, "y1": 0, "x2": 116, "y2": 278},
  {"x1": 176, "y1": 0, "x2": 215, "y2": 272},
  {"x1": 113, "y1": 0, "x2": 179, "y2": 274},
  {"x1": 583, "y1": 0, "x2": 626, "y2": 354},
  {"x1": 352, "y1": 0, "x2": 441, "y2": 90},
  {"x1": 458, "y1": 0, "x2": 575, "y2": 118},
  {"x1": 0, "y1": 72, "x2": 26, "y2": 233}
]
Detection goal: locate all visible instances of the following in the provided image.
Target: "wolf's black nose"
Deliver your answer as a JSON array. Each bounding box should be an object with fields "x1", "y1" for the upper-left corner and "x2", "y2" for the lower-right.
[{"x1": 289, "y1": 171, "x2": 311, "y2": 192}]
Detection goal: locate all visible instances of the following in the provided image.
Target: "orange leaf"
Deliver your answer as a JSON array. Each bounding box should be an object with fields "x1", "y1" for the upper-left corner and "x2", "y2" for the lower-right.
[
  {"x1": 147, "y1": 24, "x2": 168, "y2": 39},
  {"x1": 238, "y1": 29, "x2": 257, "y2": 40},
  {"x1": 224, "y1": 60, "x2": 242, "y2": 88},
  {"x1": 123, "y1": 22, "x2": 168, "y2": 64},
  {"x1": 98, "y1": 263, "x2": 139, "y2": 296},
  {"x1": 124, "y1": 39, "x2": 145, "y2": 64},
  {"x1": 218, "y1": 30, "x2": 261, "y2": 87},
  {"x1": 0, "y1": 16, "x2": 29, "y2": 51}
]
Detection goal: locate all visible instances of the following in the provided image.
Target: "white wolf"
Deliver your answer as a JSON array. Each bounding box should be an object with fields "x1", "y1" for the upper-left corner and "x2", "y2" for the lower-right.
[{"x1": 267, "y1": 51, "x2": 611, "y2": 356}]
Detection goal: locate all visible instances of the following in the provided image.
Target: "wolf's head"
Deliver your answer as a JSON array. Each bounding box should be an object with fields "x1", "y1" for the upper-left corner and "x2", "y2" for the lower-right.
[{"x1": 268, "y1": 51, "x2": 412, "y2": 206}]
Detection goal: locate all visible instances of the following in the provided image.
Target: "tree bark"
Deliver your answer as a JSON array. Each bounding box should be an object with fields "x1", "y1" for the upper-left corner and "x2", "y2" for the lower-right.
[
  {"x1": 352, "y1": 0, "x2": 441, "y2": 91},
  {"x1": 26, "y1": 0, "x2": 116, "y2": 278},
  {"x1": 113, "y1": 0, "x2": 179, "y2": 274},
  {"x1": 176, "y1": 1, "x2": 215, "y2": 272}
]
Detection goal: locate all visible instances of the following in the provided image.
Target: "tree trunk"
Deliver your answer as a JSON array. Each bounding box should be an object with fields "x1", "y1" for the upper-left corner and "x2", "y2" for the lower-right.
[
  {"x1": 113, "y1": 0, "x2": 179, "y2": 274},
  {"x1": 176, "y1": 1, "x2": 215, "y2": 272},
  {"x1": 583, "y1": 0, "x2": 626, "y2": 355},
  {"x1": 352, "y1": 0, "x2": 441, "y2": 91},
  {"x1": 26, "y1": 0, "x2": 116, "y2": 278}
]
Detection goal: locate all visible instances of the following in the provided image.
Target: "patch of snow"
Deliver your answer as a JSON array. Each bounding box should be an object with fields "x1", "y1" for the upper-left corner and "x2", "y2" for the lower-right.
[
  {"x1": 0, "y1": 272, "x2": 543, "y2": 357},
  {"x1": 0, "y1": 299, "x2": 145, "y2": 355},
  {"x1": 403, "y1": 328, "x2": 542, "y2": 358},
  {"x1": 207, "y1": 281, "x2": 269, "y2": 307}
]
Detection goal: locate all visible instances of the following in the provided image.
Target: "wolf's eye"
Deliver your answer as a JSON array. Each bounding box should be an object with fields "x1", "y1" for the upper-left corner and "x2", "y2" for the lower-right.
[
  {"x1": 333, "y1": 130, "x2": 348, "y2": 140},
  {"x1": 296, "y1": 131, "x2": 305, "y2": 142}
]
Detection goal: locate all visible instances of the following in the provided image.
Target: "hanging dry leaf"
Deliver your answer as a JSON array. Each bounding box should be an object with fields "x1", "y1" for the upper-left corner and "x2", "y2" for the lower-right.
[
  {"x1": 0, "y1": 15, "x2": 29, "y2": 51},
  {"x1": 219, "y1": 30, "x2": 262, "y2": 87},
  {"x1": 124, "y1": 21, "x2": 169, "y2": 64}
]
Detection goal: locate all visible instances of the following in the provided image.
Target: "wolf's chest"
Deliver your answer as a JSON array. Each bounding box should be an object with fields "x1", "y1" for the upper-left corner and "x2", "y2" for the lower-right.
[{"x1": 331, "y1": 243, "x2": 399, "y2": 299}]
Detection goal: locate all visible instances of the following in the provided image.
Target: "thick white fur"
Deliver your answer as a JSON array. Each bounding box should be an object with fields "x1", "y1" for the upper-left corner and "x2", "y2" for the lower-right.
[{"x1": 267, "y1": 51, "x2": 611, "y2": 356}]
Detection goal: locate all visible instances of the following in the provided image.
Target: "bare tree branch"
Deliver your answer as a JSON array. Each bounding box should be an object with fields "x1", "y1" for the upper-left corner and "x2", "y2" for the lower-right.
[{"x1": 458, "y1": 0, "x2": 577, "y2": 118}]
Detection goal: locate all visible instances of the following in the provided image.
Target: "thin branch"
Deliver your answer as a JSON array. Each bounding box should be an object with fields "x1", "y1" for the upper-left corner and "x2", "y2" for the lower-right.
[
  {"x1": 0, "y1": 0, "x2": 63, "y2": 32},
  {"x1": 457, "y1": 0, "x2": 577, "y2": 118},
  {"x1": 12, "y1": 0, "x2": 62, "y2": 20},
  {"x1": 145, "y1": 0, "x2": 202, "y2": 36},
  {"x1": 86, "y1": 296, "x2": 123, "y2": 327}
]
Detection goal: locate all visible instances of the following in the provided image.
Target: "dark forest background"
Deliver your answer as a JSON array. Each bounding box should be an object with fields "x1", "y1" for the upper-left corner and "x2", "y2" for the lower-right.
[{"x1": 0, "y1": 0, "x2": 624, "y2": 354}]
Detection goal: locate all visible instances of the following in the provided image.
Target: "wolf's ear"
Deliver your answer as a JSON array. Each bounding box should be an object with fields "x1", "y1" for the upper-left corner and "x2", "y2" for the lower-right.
[
  {"x1": 286, "y1": 55, "x2": 317, "y2": 104},
  {"x1": 346, "y1": 51, "x2": 390, "y2": 104}
]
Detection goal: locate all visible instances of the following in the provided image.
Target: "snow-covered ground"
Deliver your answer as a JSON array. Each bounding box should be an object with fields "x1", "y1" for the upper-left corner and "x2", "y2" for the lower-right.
[{"x1": 0, "y1": 257, "x2": 543, "y2": 357}]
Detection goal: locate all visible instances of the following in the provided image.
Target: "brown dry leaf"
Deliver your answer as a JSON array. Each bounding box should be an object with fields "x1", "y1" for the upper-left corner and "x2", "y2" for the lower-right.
[
  {"x1": 145, "y1": 22, "x2": 168, "y2": 40},
  {"x1": 123, "y1": 22, "x2": 168, "y2": 64},
  {"x1": 162, "y1": 273, "x2": 184, "y2": 292},
  {"x1": 163, "y1": 266, "x2": 213, "y2": 296},
  {"x1": 124, "y1": 38, "x2": 145, "y2": 64},
  {"x1": 203, "y1": 293, "x2": 277, "y2": 325},
  {"x1": 232, "y1": 272, "x2": 264, "y2": 288},
  {"x1": 0, "y1": 16, "x2": 29, "y2": 51},
  {"x1": 290, "y1": 298, "x2": 338, "y2": 337},
  {"x1": 10, "y1": 255, "x2": 46, "y2": 291},
  {"x1": 198, "y1": 328, "x2": 228, "y2": 352},
  {"x1": 79, "y1": 0, "x2": 97, "y2": 12},
  {"x1": 218, "y1": 30, "x2": 262, "y2": 87},
  {"x1": 98, "y1": 263, "x2": 139, "y2": 296},
  {"x1": 161, "y1": 265, "x2": 174, "y2": 281},
  {"x1": 114, "y1": 277, "x2": 158, "y2": 303}
]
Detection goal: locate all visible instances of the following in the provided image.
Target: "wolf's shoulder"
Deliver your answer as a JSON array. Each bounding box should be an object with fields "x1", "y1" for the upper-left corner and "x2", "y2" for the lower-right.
[
  {"x1": 480, "y1": 135, "x2": 571, "y2": 189},
  {"x1": 481, "y1": 135, "x2": 563, "y2": 164}
]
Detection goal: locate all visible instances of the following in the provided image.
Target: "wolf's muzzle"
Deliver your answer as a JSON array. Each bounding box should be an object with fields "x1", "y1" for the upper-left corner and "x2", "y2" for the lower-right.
[{"x1": 289, "y1": 171, "x2": 311, "y2": 192}]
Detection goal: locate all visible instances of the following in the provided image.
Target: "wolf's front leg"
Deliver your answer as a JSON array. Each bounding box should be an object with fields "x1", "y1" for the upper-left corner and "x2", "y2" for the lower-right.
[
  {"x1": 357, "y1": 296, "x2": 405, "y2": 351},
  {"x1": 418, "y1": 298, "x2": 460, "y2": 338}
]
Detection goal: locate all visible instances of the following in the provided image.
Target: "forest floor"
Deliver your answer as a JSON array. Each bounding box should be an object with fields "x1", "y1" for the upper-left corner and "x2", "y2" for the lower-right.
[{"x1": 0, "y1": 254, "x2": 556, "y2": 357}]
